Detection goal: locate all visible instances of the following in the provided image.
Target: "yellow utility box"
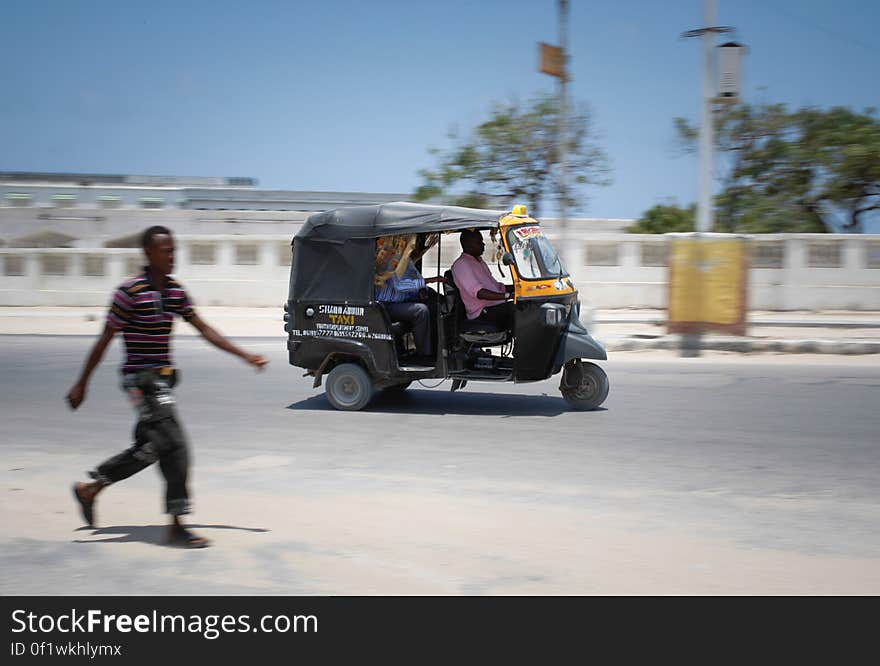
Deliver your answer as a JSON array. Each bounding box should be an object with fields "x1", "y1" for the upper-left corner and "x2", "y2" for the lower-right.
[{"x1": 667, "y1": 235, "x2": 748, "y2": 336}]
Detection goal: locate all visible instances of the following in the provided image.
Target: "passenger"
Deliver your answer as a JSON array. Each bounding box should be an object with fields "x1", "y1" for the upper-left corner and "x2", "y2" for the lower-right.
[
  {"x1": 451, "y1": 229, "x2": 514, "y2": 331},
  {"x1": 375, "y1": 255, "x2": 443, "y2": 365}
]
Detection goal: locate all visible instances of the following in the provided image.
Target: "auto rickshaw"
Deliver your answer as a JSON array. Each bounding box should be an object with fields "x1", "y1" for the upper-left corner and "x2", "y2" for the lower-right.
[{"x1": 284, "y1": 202, "x2": 609, "y2": 411}]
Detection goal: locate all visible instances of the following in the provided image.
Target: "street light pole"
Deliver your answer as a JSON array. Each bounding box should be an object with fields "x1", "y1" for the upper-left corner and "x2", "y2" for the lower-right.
[
  {"x1": 673, "y1": 3, "x2": 745, "y2": 355},
  {"x1": 697, "y1": 0, "x2": 716, "y2": 235},
  {"x1": 679, "y1": 0, "x2": 731, "y2": 357},
  {"x1": 685, "y1": 0, "x2": 716, "y2": 357}
]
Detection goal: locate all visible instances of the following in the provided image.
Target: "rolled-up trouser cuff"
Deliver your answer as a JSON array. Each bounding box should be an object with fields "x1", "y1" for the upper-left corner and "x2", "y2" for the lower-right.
[
  {"x1": 88, "y1": 470, "x2": 114, "y2": 485},
  {"x1": 167, "y1": 498, "x2": 191, "y2": 516}
]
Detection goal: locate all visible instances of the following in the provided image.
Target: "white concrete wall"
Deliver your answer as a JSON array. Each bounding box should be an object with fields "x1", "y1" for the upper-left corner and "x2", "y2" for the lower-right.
[
  {"x1": 2, "y1": 232, "x2": 879, "y2": 311},
  {"x1": 561, "y1": 233, "x2": 880, "y2": 311}
]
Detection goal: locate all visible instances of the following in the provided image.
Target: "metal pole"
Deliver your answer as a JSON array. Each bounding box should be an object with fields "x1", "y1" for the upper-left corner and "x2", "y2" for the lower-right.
[
  {"x1": 682, "y1": 0, "x2": 717, "y2": 357},
  {"x1": 697, "y1": 0, "x2": 716, "y2": 234},
  {"x1": 558, "y1": 0, "x2": 569, "y2": 271}
]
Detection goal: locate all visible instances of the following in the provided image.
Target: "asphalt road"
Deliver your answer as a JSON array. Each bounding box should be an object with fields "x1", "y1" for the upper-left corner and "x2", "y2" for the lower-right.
[{"x1": 2, "y1": 335, "x2": 879, "y2": 595}]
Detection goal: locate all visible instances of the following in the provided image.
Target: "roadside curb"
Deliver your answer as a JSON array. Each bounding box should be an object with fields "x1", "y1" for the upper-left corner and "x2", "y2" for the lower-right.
[
  {"x1": 0, "y1": 308, "x2": 876, "y2": 354},
  {"x1": 592, "y1": 317, "x2": 880, "y2": 329},
  {"x1": 605, "y1": 336, "x2": 880, "y2": 355}
]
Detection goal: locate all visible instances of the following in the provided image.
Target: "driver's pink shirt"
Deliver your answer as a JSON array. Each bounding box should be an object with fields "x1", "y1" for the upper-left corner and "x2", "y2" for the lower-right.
[{"x1": 451, "y1": 252, "x2": 506, "y2": 319}]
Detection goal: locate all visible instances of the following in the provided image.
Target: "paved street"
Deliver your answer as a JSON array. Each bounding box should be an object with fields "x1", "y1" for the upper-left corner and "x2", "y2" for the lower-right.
[{"x1": 1, "y1": 335, "x2": 879, "y2": 594}]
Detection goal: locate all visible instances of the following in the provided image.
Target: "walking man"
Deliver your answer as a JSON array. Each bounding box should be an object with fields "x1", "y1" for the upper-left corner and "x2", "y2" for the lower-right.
[{"x1": 67, "y1": 226, "x2": 267, "y2": 548}]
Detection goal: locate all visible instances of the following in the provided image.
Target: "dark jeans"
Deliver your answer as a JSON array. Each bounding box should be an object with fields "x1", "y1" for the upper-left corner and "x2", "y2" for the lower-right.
[
  {"x1": 471, "y1": 301, "x2": 514, "y2": 331},
  {"x1": 91, "y1": 370, "x2": 190, "y2": 516},
  {"x1": 383, "y1": 300, "x2": 435, "y2": 355}
]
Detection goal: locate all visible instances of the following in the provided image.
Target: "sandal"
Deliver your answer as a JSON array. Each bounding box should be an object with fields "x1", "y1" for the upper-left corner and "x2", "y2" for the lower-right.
[
  {"x1": 168, "y1": 527, "x2": 210, "y2": 549},
  {"x1": 72, "y1": 483, "x2": 95, "y2": 527}
]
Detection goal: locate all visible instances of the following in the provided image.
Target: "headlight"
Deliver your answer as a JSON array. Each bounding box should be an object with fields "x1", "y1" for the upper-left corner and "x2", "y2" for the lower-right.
[{"x1": 542, "y1": 304, "x2": 565, "y2": 327}]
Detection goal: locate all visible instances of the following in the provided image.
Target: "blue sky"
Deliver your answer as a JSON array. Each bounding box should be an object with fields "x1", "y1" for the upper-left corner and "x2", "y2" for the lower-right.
[{"x1": 1, "y1": 0, "x2": 877, "y2": 225}]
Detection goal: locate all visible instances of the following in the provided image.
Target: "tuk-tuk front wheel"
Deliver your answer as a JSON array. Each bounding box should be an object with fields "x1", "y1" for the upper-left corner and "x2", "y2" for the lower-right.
[
  {"x1": 325, "y1": 363, "x2": 373, "y2": 411},
  {"x1": 560, "y1": 360, "x2": 609, "y2": 411}
]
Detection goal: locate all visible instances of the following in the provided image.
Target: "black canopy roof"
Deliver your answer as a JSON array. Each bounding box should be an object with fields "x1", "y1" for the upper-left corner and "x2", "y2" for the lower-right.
[{"x1": 296, "y1": 201, "x2": 504, "y2": 241}]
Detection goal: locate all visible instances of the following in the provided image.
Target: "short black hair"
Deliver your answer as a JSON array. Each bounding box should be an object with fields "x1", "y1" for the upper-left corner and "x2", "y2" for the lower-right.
[
  {"x1": 141, "y1": 225, "x2": 172, "y2": 249},
  {"x1": 459, "y1": 228, "x2": 482, "y2": 248}
]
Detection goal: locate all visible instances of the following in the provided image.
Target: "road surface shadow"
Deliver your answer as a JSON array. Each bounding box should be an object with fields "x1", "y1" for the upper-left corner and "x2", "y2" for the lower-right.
[
  {"x1": 73, "y1": 524, "x2": 269, "y2": 547},
  {"x1": 287, "y1": 389, "x2": 607, "y2": 417}
]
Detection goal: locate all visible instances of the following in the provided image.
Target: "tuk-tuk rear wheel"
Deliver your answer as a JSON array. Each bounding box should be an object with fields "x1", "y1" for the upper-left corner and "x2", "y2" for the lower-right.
[
  {"x1": 325, "y1": 363, "x2": 373, "y2": 411},
  {"x1": 560, "y1": 360, "x2": 609, "y2": 411}
]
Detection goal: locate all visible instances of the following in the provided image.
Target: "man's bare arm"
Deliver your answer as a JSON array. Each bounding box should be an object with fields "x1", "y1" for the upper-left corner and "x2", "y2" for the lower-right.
[
  {"x1": 67, "y1": 323, "x2": 116, "y2": 410},
  {"x1": 187, "y1": 312, "x2": 268, "y2": 370},
  {"x1": 476, "y1": 288, "x2": 508, "y2": 301}
]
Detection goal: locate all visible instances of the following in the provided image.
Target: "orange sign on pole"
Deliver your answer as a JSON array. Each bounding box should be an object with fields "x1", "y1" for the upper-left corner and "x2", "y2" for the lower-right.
[{"x1": 539, "y1": 42, "x2": 565, "y2": 79}]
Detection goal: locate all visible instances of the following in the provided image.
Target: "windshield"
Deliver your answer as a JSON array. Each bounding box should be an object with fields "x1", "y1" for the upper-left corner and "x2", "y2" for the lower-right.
[{"x1": 506, "y1": 225, "x2": 568, "y2": 279}]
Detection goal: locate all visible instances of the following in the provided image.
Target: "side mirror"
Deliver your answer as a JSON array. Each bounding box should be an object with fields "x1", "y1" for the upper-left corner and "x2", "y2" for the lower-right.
[{"x1": 502, "y1": 252, "x2": 515, "y2": 266}]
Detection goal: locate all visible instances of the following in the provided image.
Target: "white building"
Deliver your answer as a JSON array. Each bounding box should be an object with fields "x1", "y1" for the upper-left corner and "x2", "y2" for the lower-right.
[{"x1": 0, "y1": 171, "x2": 415, "y2": 247}]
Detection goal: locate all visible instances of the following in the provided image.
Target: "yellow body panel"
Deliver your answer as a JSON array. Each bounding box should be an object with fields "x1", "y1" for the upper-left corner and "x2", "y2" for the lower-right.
[
  {"x1": 497, "y1": 214, "x2": 577, "y2": 300},
  {"x1": 513, "y1": 277, "x2": 577, "y2": 300}
]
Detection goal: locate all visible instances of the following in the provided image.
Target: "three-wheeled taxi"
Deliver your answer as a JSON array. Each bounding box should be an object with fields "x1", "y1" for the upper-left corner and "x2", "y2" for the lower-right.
[{"x1": 284, "y1": 202, "x2": 609, "y2": 411}]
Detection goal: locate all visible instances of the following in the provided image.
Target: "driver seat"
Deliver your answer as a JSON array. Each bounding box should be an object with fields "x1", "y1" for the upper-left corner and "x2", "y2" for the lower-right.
[{"x1": 443, "y1": 269, "x2": 509, "y2": 346}]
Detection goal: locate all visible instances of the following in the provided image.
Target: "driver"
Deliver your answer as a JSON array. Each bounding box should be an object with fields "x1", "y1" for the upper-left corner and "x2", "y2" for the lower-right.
[{"x1": 451, "y1": 229, "x2": 514, "y2": 331}]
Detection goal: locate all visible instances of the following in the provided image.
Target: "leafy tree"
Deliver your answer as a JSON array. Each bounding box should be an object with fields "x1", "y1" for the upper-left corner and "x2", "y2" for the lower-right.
[
  {"x1": 414, "y1": 91, "x2": 611, "y2": 216},
  {"x1": 673, "y1": 103, "x2": 880, "y2": 233},
  {"x1": 800, "y1": 107, "x2": 880, "y2": 232},
  {"x1": 626, "y1": 203, "x2": 695, "y2": 233}
]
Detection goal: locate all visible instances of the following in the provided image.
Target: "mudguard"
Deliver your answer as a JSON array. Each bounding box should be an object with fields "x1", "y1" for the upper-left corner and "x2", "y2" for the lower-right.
[
  {"x1": 552, "y1": 311, "x2": 607, "y2": 374},
  {"x1": 310, "y1": 338, "x2": 380, "y2": 388}
]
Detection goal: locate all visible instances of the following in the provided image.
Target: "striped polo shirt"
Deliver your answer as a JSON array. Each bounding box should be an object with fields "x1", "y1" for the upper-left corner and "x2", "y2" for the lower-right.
[{"x1": 106, "y1": 268, "x2": 195, "y2": 374}]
